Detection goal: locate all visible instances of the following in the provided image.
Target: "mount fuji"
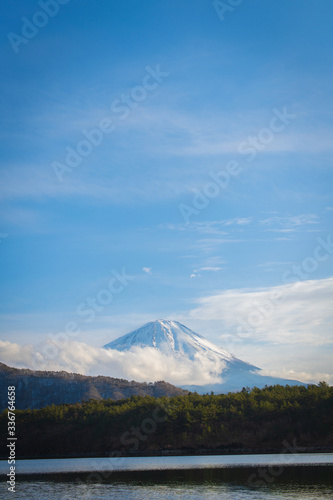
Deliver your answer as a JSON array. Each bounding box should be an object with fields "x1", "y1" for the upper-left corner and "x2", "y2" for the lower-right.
[{"x1": 104, "y1": 319, "x2": 304, "y2": 393}]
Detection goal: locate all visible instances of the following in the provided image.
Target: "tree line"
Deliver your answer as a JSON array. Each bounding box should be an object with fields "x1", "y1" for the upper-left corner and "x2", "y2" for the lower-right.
[{"x1": 1, "y1": 382, "x2": 332, "y2": 457}]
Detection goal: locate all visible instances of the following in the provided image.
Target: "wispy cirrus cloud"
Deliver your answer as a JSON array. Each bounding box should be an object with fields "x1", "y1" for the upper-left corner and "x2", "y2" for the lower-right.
[
  {"x1": 0, "y1": 162, "x2": 191, "y2": 205},
  {"x1": 190, "y1": 265, "x2": 223, "y2": 279},
  {"x1": 259, "y1": 214, "x2": 319, "y2": 231},
  {"x1": 160, "y1": 218, "x2": 252, "y2": 235},
  {"x1": 0, "y1": 206, "x2": 45, "y2": 233},
  {"x1": 111, "y1": 105, "x2": 333, "y2": 157}
]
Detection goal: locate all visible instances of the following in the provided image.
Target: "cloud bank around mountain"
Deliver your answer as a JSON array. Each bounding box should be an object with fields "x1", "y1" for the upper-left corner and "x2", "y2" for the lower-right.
[{"x1": 0, "y1": 340, "x2": 225, "y2": 386}]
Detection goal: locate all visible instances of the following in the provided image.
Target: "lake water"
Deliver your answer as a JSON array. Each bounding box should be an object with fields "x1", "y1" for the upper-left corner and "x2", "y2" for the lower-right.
[{"x1": 0, "y1": 454, "x2": 332, "y2": 499}]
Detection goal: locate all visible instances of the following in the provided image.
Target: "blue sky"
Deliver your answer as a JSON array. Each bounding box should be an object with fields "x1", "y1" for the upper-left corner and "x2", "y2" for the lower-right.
[{"x1": 0, "y1": 0, "x2": 332, "y2": 384}]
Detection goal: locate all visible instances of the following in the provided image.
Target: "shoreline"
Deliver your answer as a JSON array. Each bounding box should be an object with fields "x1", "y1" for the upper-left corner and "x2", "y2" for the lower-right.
[
  {"x1": 1, "y1": 464, "x2": 333, "y2": 484},
  {"x1": 1, "y1": 446, "x2": 333, "y2": 461}
]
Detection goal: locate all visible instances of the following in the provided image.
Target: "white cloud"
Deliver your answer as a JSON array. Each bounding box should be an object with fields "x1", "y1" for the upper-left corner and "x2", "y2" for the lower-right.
[
  {"x1": 186, "y1": 277, "x2": 333, "y2": 347},
  {"x1": 142, "y1": 267, "x2": 152, "y2": 274},
  {"x1": 0, "y1": 340, "x2": 224, "y2": 386},
  {"x1": 169, "y1": 277, "x2": 333, "y2": 385},
  {"x1": 190, "y1": 266, "x2": 223, "y2": 279},
  {"x1": 194, "y1": 267, "x2": 222, "y2": 272},
  {"x1": 0, "y1": 340, "x2": 35, "y2": 369},
  {"x1": 259, "y1": 369, "x2": 333, "y2": 386},
  {"x1": 224, "y1": 217, "x2": 252, "y2": 226}
]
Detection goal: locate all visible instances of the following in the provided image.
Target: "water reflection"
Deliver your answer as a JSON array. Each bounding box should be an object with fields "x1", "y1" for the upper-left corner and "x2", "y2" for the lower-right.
[
  {"x1": 1, "y1": 479, "x2": 333, "y2": 500},
  {"x1": 0, "y1": 454, "x2": 332, "y2": 499}
]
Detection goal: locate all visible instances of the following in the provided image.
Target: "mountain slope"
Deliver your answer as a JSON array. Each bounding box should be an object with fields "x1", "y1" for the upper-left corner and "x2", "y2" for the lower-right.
[
  {"x1": 104, "y1": 320, "x2": 305, "y2": 393},
  {"x1": 0, "y1": 362, "x2": 188, "y2": 411}
]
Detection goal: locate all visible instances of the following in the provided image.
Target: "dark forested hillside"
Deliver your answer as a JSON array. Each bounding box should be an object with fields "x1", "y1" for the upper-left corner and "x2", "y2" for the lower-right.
[
  {"x1": 0, "y1": 362, "x2": 187, "y2": 410},
  {"x1": 1, "y1": 382, "x2": 332, "y2": 458}
]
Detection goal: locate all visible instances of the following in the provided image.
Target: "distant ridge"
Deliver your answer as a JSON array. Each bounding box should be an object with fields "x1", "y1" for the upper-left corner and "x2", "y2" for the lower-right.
[{"x1": 0, "y1": 362, "x2": 188, "y2": 411}]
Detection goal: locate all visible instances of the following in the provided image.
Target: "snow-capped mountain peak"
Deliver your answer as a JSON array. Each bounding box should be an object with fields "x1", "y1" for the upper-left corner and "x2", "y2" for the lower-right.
[
  {"x1": 103, "y1": 319, "x2": 255, "y2": 369},
  {"x1": 103, "y1": 319, "x2": 305, "y2": 393}
]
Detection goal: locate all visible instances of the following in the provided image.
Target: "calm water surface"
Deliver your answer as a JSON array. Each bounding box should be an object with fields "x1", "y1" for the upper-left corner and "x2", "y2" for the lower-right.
[{"x1": 0, "y1": 454, "x2": 332, "y2": 499}]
